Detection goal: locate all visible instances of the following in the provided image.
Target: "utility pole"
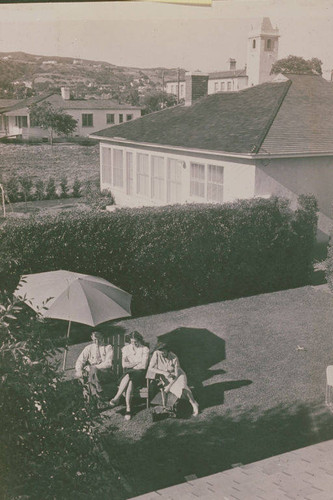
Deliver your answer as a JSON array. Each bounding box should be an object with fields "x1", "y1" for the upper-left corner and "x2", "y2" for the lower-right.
[
  {"x1": 162, "y1": 70, "x2": 165, "y2": 109},
  {"x1": 177, "y1": 67, "x2": 180, "y2": 104},
  {"x1": 0, "y1": 184, "x2": 6, "y2": 218}
]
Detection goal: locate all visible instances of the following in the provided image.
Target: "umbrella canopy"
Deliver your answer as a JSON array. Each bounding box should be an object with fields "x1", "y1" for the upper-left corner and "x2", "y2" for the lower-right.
[{"x1": 14, "y1": 270, "x2": 132, "y2": 326}]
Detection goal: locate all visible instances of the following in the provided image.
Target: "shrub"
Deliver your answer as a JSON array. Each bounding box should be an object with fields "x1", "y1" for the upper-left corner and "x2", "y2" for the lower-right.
[
  {"x1": 19, "y1": 175, "x2": 34, "y2": 203},
  {"x1": 4, "y1": 176, "x2": 21, "y2": 203},
  {"x1": 35, "y1": 179, "x2": 45, "y2": 201},
  {"x1": 45, "y1": 177, "x2": 57, "y2": 200},
  {"x1": 72, "y1": 177, "x2": 82, "y2": 198},
  {"x1": 0, "y1": 294, "x2": 119, "y2": 499},
  {"x1": 60, "y1": 175, "x2": 70, "y2": 199},
  {"x1": 0, "y1": 196, "x2": 318, "y2": 316}
]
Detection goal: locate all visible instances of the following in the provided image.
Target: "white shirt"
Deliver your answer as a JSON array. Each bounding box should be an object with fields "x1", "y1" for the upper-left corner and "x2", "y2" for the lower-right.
[
  {"x1": 75, "y1": 343, "x2": 113, "y2": 377},
  {"x1": 121, "y1": 344, "x2": 149, "y2": 370}
]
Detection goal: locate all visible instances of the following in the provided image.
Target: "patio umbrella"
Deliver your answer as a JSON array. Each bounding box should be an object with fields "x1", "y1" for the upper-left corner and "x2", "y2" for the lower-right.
[{"x1": 14, "y1": 270, "x2": 132, "y2": 370}]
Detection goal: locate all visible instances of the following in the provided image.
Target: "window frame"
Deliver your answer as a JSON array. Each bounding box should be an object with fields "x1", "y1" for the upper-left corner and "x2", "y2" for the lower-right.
[
  {"x1": 207, "y1": 164, "x2": 224, "y2": 203},
  {"x1": 190, "y1": 162, "x2": 205, "y2": 199},
  {"x1": 106, "y1": 113, "x2": 115, "y2": 125},
  {"x1": 82, "y1": 113, "x2": 93, "y2": 127}
]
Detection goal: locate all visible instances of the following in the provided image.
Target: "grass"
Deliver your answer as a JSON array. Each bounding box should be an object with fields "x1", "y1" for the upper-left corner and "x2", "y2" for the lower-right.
[
  {"x1": 64, "y1": 284, "x2": 333, "y2": 499},
  {"x1": 0, "y1": 142, "x2": 100, "y2": 186}
]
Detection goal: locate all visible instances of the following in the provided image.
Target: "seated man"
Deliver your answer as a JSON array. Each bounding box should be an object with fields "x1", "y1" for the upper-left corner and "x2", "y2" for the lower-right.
[{"x1": 75, "y1": 331, "x2": 114, "y2": 405}]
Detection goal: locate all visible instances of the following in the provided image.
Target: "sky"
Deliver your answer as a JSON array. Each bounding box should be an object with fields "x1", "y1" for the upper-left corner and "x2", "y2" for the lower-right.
[{"x1": 0, "y1": 0, "x2": 333, "y2": 75}]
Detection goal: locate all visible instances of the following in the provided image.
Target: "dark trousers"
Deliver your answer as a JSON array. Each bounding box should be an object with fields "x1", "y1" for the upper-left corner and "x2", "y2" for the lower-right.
[{"x1": 87, "y1": 366, "x2": 114, "y2": 398}]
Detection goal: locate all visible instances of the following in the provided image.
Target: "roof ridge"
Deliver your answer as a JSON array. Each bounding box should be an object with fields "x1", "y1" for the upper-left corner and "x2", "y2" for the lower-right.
[{"x1": 253, "y1": 80, "x2": 292, "y2": 154}]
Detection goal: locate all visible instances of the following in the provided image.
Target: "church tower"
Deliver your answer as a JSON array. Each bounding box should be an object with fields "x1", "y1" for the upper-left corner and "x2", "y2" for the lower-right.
[{"x1": 247, "y1": 17, "x2": 279, "y2": 87}]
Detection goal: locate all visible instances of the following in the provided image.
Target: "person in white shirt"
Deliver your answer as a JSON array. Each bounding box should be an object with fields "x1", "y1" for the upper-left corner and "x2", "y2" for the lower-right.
[
  {"x1": 146, "y1": 341, "x2": 199, "y2": 416},
  {"x1": 109, "y1": 331, "x2": 149, "y2": 420},
  {"x1": 75, "y1": 331, "x2": 114, "y2": 404}
]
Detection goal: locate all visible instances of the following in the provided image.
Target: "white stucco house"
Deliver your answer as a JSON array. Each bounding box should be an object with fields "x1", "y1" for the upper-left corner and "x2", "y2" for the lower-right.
[
  {"x1": 165, "y1": 17, "x2": 279, "y2": 98},
  {"x1": 0, "y1": 87, "x2": 141, "y2": 139},
  {"x1": 91, "y1": 72, "x2": 333, "y2": 240}
]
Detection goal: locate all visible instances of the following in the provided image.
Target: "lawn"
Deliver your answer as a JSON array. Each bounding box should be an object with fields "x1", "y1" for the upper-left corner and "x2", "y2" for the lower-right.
[
  {"x1": 0, "y1": 143, "x2": 100, "y2": 185},
  {"x1": 65, "y1": 284, "x2": 333, "y2": 499}
]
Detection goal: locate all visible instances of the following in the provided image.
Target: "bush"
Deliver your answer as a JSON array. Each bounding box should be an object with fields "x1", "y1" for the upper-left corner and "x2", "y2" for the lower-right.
[
  {"x1": 72, "y1": 177, "x2": 82, "y2": 198},
  {"x1": 45, "y1": 177, "x2": 57, "y2": 200},
  {"x1": 0, "y1": 294, "x2": 120, "y2": 499},
  {"x1": 0, "y1": 196, "x2": 318, "y2": 316},
  {"x1": 4, "y1": 176, "x2": 22, "y2": 203},
  {"x1": 60, "y1": 175, "x2": 70, "y2": 199},
  {"x1": 35, "y1": 179, "x2": 45, "y2": 201}
]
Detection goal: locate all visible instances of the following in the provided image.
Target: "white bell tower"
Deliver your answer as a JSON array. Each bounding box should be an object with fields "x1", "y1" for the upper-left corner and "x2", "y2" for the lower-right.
[{"x1": 247, "y1": 17, "x2": 279, "y2": 87}]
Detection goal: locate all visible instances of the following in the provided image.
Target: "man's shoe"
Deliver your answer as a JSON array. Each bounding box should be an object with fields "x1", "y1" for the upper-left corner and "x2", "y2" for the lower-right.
[{"x1": 124, "y1": 411, "x2": 132, "y2": 421}]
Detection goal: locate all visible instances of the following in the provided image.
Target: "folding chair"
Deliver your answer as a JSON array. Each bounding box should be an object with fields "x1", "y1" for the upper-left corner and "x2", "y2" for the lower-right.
[{"x1": 325, "y1": 365, "x2": 333, "y2": 412}]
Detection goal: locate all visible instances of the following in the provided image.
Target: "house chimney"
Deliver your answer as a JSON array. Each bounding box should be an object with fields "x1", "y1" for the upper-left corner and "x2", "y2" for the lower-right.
[
  {"x1": 185, "y1": 72, "x2": 209, "y2": 107},
  {"x1": 61, "y1": 87, "x2": 71, "y2": 100},
  {"x1": 229, "y1": 58, "x2": 236, "y2": 70}
]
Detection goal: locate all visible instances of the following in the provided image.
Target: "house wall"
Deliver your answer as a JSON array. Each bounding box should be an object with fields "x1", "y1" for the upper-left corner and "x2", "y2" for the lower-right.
[
  {"x1": 99, "y1": 142, "x2": 255, "y2": 207},
  {"x1": 207, "y1": 76, "x2": 248, "y2": 94},
  {"x1": 255, "y1": 156, "x2": 333, "y2": 236},
  {"x1": 68, "y1": 108, "x2": 141, "y2": 136},
  {"x1": 2, "y1": 107, "x2": 141, "y2": 138}
]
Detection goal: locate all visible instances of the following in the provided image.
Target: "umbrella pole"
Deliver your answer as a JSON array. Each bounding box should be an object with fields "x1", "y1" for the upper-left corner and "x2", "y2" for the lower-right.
[{"x1": 62, "y1": 320, "x2": 71, "y2": 371}]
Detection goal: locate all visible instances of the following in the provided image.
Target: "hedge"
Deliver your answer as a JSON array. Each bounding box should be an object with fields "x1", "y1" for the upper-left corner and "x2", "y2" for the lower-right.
[{"x1": 0, "y1": 195, "x2": 318, "y2": 316}]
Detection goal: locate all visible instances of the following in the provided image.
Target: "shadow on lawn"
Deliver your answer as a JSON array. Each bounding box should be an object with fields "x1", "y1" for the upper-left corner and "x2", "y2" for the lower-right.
[{"x1": 106, "y1": 403, "x2": 333, "y2": 499}]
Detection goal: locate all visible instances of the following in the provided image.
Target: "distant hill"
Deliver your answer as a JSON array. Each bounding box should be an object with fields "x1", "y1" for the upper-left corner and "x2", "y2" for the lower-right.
[{"x1": 0, "y1": 51, "x2": 187, "y2": 103}]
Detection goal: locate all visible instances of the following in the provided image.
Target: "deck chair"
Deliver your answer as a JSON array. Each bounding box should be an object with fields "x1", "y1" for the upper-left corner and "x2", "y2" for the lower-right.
[{"x1": 325, "y1": 365, "x2": 333, "y2": 412}]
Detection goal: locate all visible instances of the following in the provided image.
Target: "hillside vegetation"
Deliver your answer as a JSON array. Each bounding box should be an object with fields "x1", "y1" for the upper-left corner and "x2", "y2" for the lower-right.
[{"x1": 0, "y1": 51, "x2": 186, "y2": 103}]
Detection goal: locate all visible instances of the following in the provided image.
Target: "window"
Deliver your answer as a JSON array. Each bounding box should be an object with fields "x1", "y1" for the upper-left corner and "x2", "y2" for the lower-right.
[
  {"x1": 82, "y1": 114, "x2": 93, "y2": 127},
  {"x1": 214, "y1": 82, "x2": 219, "y2": 92},
  {"x1": 151, "y1": 155, "x2": 165, "y2": 200},
  {"x1": 119, "y1": 114, "x2": 123, "y2": 123},
  {"x1": 113, "y1": 149, "x2": 123, "y2": 187},
  {"x1": 266, "y1": 39, "x2": 273, "y2": 50},
  {"x1": 15, "y1": 116, "x2": 28, "y2": 128},
  {"x1": 227, "y1": 81, "x2": 232, "y2": 91},
  {"x1": 171, "y1": 85, "x2": 175, "y2": 94},
  {"x1": 252, "y1": 39, "x2": 256, "y2": 49},
  {"x1": 106, "y1": 113, "x2": 115, "y2": 124},
  {"x1": 221, "y1": 82, "x2": 225, "y2": 91},
  {"x1": 101, "y1": 147, "x2": 112, "y2": 184},
  {"x1": 126, "y1": 152, "x2": 133, "y2": 195},
  {"x1": 137, "y1": 153, "x2": 149, "y2": 196},
  {"x1": 180, "y1": 84, "x2": 185, "y2": 97},
  {"x1": 126, "y1": 114, "x2": 133, "y2": 121},
  {"x1": 207, "y1": 165, "x2": 224, "y2": 202},
  {"x1": 167, "y1": 159, "x2": 182, "y2": 203},
  {"x1": 190, "y1": 163, "x2": 205, "y2": 198}
]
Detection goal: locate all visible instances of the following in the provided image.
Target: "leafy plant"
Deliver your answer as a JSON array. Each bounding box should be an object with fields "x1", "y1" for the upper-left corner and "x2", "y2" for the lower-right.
[
  {"x1": 45, "y1": 177, "x2": 57, "y2": 200},
  {"x1": 4, "y1": 176, "x2": 21, "y2": 203},
  {"x1": 72, "y1": 177, "x2": 82, "y2": 198},
  {"x1": 19, "y1": 175, "x2": 33, "y2": 206},
  {"x1": 35, "y1": 179, "x2": 45, "y2": 201},
  {"x1": 60, "y1": 175, "x2": 70, "y2": 199},
  {"x1": 0, "y1": 293, "x2": 117, "y2": 499},
  {"x1": 29, "y1": 102, "x2": 78, "y2": 145}
]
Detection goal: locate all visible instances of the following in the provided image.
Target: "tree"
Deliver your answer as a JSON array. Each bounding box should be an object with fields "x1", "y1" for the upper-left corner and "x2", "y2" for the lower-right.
[
  {"x1": 29, "y1": 102, "x2": 78, "y2": 144},
  {"x1": 141, "y1": 91, "x2": 177, "y2": 115},
  {"x1": 271, "y1": 55, "x2": 323, "y2": 75},
  {"x1": 0, "y1": 293, "x2": 118, "y2": 499}
]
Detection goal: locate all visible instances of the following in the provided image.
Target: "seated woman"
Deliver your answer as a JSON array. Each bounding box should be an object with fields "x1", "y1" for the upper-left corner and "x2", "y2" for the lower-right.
[
  {"x1": 109, "y1": 331, "x2": 149, "y2": 420},
  {"x1": 146, "y1": 342, "x2": 199, "y2": 416}
]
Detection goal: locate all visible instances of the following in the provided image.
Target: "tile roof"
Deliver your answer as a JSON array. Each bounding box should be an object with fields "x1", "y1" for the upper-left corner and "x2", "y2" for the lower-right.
[
  {"x1": 260, "y1": 74, "x2": 333, "y2": 154},
  {"x1": 92, "y1": 80, "x2": 290, "y2": 154},
  {"x1": 93, "y1": 74, "x2": 333, "y2": 156}
]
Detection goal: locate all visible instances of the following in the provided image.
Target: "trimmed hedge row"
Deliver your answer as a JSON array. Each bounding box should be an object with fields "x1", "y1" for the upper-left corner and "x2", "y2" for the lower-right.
[{"x1": 0, "y1": 195, "x2": 317, "y2": 316}]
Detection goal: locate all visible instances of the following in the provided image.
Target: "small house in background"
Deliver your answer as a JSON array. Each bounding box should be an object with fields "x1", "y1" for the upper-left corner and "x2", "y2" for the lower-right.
[
  {"x1": 91, "y1": 72, "x2": 333, "y2": 240},
  {"x1": 0, "y1": 87, "x2": 141, "y2": 139}
]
